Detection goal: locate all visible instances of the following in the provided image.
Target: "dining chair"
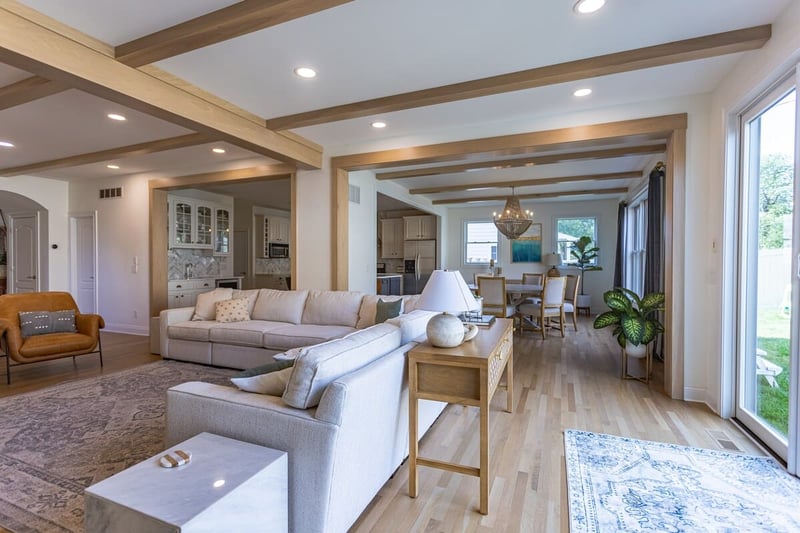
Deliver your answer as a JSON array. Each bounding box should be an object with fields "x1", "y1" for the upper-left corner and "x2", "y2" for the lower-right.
[
  {"x1": 562, "y1": 274, "x2": 581, "y2": 331},
  {"x1": 473, "y1": 271, "x2": 492, "y2": 285},
  {"x1": 517, "y1": 276, "x2": 567, "y2": 339},
  {"x1": 477, "y1": 276, "x2": 516, "y2": 319},
  {"x1": 521, "y1": 272, "x2": 544, "y2": 286}
]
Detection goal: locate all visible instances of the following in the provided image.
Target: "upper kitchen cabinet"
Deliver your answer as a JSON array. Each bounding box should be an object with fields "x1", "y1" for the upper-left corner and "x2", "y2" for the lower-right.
[
  {"x1": 380, "y1": 218, "x2": 404, "y2": 259},
  {"x1": 404, "y1": 215, "x2": 436, "y2": 240},
  {"x1": 169, "y1": 196, "x2": 214, "y2": 249},
  {"x1": 269, "y1": 216, "x2": 290, "y2": 244},
  {"x1": 214, "y1": 207, "x2": 232, "y2": 256}
]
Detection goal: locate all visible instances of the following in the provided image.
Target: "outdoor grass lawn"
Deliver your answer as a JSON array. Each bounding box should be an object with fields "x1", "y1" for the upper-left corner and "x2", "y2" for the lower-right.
[{"x1": 757, "y1": 311, "x2": 791, "y2": 435}]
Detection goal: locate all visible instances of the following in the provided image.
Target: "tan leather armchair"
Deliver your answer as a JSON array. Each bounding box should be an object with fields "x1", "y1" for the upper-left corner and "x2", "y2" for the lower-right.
[{"x1": 0, "y1": 291, "x2": 105, "y2": 384}]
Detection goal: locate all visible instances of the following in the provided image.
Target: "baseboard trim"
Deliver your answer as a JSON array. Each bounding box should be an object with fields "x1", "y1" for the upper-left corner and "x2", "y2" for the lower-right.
[
  {"x1": 102, "y1": 323, "x2": 149, "y2": 336},
  {"x1": 683, "y1": 387, "x2": 707, "y2": 403}
]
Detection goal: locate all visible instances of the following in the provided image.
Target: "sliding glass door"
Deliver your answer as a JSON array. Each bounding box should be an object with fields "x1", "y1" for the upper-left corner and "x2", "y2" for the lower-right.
[{"x1": 736, "y1": 74, "x2": 799, "y2": 465}]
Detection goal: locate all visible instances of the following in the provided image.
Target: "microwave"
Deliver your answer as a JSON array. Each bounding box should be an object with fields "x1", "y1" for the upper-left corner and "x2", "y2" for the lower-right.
[{"x1": 269, "y1": 243, "x2": 289, "y2": 258}]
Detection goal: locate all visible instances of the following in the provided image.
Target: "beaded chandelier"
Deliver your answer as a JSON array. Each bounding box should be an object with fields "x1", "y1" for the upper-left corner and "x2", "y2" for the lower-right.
[{"x1": 492, "y1": 188, "x2": 533, "y2": 239}]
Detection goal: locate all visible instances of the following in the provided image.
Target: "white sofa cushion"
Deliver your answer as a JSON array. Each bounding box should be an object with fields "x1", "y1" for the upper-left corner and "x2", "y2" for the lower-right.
[
  {"x1": 209, "y1": 320, "x2": 288, "y2": 347},
  {"x1": 192, "y1": 288, "x2": 233, "y2": 320},
  {"x1": 251, "y1": 289, "x2": 308, "y2": 324},
  {"x1": 356, "y1": 294, "x2": 404, "y2": 329},
  {"x1": 167, "y1": 321, "x2": 216, "y2": 342},
  {"x1": 301, "y1": 290, "x2": 364, "y2": 327},
  {"x1": 263, "y1": 324, "x2": 356, "y2": 352},
  {"x1": 385, "y1": 309, "x2": 438, "y2": 344},
  {"x1": 283, "y1": 323, "x2": 402, "y2": 409},
  {"x1": 232, "y1": 289, "x2": 260, "y2": 315}
]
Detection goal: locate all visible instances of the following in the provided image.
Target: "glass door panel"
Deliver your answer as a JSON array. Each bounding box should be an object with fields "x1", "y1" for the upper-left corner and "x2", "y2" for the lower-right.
[{"x1": 737, "y1": 82, "x2": 797, "y2": 460}]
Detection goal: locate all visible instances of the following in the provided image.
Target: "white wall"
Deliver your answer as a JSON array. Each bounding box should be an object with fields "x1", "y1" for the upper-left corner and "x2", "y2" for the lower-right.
[
  {"x1": 0, "y1": 175, "x2": 69, "y2": 291},
  {"x1": 445, "y1": 198, "x2": 618, "y2": 308},
  {"x1": 69, "y1": 175, "x2": 150, "y2": 334},
  {"x1": 295, "y1": 163, "x2": 332, "y2": 289},
  {"x1": 705, "y1": 0, "x2": 800, "y2": 413}
]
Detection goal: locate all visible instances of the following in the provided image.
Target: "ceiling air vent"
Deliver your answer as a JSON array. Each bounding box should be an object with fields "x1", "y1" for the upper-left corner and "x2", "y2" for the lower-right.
[
  {"x1": 99, "y1": 187, "x2": 123, "y2": 199},
  {"x1": 348, "y1": 184, "x2": 361, "y2": 204}
]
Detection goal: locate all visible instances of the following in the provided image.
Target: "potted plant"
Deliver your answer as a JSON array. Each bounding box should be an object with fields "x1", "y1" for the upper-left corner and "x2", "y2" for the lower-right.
[
  {"x1": 570, "y1": 236, "x2": 601, "y2": 308},
  {"x1": 592, "y1": 287, "x2": 665, "y2": 358}
]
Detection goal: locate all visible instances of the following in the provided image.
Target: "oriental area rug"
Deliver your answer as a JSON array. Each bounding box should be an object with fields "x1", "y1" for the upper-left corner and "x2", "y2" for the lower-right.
[
  {"x1": 564, "y1": 429, "x2": 800, "y2": 532},
  {"x1": 0, "y1": 361, "x2": 235, "y2": 533}
]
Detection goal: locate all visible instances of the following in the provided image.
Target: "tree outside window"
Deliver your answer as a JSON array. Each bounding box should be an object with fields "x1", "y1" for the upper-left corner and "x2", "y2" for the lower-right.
[{"x1": 556, "y1": 217, "x2": 597, "y2": 264}]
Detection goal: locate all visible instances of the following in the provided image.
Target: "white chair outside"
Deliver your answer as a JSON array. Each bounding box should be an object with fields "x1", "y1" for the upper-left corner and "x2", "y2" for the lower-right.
[
  {"x1": 477, "y1": 276, "x2": 516, "y2": 319},
  {"x1": 517, "y1": 276, "x2": 567, "y2": 339}
]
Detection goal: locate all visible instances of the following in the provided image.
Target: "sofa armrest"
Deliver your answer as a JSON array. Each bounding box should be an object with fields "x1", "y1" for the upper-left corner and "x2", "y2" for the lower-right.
[
  {"x1": 0, "y1": 317, "x2": 21, "y2": 357},
  {"x1": 75, "y1": 313, "x2": 104, "y2": 336},
  {"x1": 159, "y1": 307, "x2": 195, "y2": 356}
]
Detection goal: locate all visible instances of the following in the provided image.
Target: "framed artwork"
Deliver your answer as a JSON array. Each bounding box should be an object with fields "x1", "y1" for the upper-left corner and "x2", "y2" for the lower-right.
[{"x1": 511, "y1": 223, "x2": 542, "y2": 263}]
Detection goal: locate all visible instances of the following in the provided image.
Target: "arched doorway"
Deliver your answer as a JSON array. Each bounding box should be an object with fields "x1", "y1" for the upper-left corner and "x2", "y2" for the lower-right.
[{"x1": 0, "y1": 191, "x2": 49, "y2": 293}]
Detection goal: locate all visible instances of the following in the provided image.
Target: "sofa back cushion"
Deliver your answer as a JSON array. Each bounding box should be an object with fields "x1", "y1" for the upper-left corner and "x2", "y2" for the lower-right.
[
  {"x1": 301, "y1": 290, "x2": 364, "y2": 327},
  {"x1": 385, "y1": 309, "x2": 438, "y2": 344},
  {"x1": 251, "y1": 289, "x2": 308, "y2": 324},
  {"x1": 192, "y1": 288, "x2": 233, "y2": 321},
  {"x1": 232, "y1": 289, "x2": 260, "y2": 315},
  {"x1": 282, "y1": 323, "x2": 402, "y2": 409}
]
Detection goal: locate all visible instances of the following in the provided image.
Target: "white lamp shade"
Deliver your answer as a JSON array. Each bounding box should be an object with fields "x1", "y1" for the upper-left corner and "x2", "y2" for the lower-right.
[
  {"x1": 545, "y1": 253, "x2": 561, "y2": 267},
  {"x1": 416, "y1": 270, "x2": 479, "y2": 314}
]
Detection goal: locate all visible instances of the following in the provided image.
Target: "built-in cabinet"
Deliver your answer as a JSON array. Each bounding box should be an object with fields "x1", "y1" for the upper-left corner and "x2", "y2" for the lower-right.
[
  {"x1": 380, "y1": 218, "x2": 404, "y2": 258},
  {"x1": 169, "y1": 195, "x2": 233, "y2": 255},
  {"x1": 260, "y1": 213, "x2": 291, "y2": 257},
  {"x1": 404, "y1": 215, "x2": 436, "y2": 240},
  {"x1": 167, "y1": 279, "x2": 215, "y2": 309}
]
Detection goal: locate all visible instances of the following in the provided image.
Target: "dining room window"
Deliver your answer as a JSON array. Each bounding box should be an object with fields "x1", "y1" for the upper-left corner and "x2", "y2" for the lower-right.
[
  {"x1": 555, "y1": 217, "x2": 597, "y2": 264},
  {"x1": 464, "y1": 221, "x2": 497, "y2": 265}
]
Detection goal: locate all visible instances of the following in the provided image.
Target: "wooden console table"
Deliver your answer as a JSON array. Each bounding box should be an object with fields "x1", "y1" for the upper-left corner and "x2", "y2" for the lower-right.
[{"x1": 408, "y1": 317, "x2": 513, "y2": 515}]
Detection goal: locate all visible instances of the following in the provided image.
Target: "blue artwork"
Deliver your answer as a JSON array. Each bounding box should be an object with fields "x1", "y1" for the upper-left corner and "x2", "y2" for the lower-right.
[
  {"x1": 564, "y1": 429, "x2": 800, "y2": 532},
  {"x1": 511, "y1": 223, "x2": 542, "y2": 263}
]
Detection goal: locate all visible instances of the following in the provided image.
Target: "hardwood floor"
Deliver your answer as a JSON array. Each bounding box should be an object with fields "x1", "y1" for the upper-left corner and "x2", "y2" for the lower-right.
[
  {"x1": 351, "y1": 316, "x2": 763, "y2": 533},
  {"x1": 0, "y1": 324, "x2": 762, "y2": 532}
]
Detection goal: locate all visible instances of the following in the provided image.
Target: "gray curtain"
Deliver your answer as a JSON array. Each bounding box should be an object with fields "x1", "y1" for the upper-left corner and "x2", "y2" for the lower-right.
[
  {"x1": 644, "y1": 165, "x2": 664, "y2": 297},
  {"x1": 613, "y1": 202, "x2": 626, "y2": 288}
]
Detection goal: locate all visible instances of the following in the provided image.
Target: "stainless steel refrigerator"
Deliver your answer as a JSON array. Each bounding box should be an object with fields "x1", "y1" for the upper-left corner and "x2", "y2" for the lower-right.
[{"x1": 402, "y1": 239, "x2": 435, "y2": 294}]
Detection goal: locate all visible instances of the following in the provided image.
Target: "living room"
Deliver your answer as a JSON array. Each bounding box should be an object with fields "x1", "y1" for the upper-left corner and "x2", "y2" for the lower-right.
[{"x1": 1, "y1": 0, "x2": 800, "y2": 530}]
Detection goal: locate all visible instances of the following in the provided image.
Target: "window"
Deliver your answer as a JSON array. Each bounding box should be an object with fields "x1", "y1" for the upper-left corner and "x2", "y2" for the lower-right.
[
  {"x1": 625, "y1": 198, "x2": 647, "y2": 295},
  {"x1": 464, "y1": 221, "x2": 497, "y2": 264},
  {"x1": 555, "y1": 217, "x2": 597, "y2": 264}
]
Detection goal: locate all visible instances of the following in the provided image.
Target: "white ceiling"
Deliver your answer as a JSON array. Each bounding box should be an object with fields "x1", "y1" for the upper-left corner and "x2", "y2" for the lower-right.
[{"x1": 0, "y1": 0, "x2": 793, "y2": 207}]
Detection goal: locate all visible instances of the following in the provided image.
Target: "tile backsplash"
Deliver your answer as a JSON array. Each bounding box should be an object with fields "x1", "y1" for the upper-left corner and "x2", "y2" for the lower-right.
[
  {"x1": 255, "y1": 257, "x2": 290, "y2": 275},
  {"x1": 169, "y1": 248, "x2": 231, "y2": 280}
]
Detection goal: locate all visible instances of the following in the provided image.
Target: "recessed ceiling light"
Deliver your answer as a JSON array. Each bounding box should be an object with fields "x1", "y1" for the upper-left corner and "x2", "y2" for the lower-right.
[
  {"x1": 107, "y1": 113, "x2": 127, "y2": 121},
  {"x1": 106, "y1": 164, "x2": 120, "y2": 169},
  {"x1": 0, "y1": 141, "x2": 14, "y2": 148},
  {"x1": 212, "y1": 147, "x2": 226, "y2": 154},
  {"x1": 294, "y1": 67, "x2": 317, "y2": 79},
  {"x1": 371, "y1": 121, "x2": 387, "y2": 129},
  {"x1": 573, "y1": 0, "x2": 605, "y2": 14},
  {"x1": 573, "y1": 88, "x2": 592, "y2": 97}
]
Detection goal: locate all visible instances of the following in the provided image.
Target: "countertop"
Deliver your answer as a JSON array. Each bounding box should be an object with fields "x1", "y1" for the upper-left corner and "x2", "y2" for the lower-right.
[{"x1": 376, "y1": 273, "x2": 403, "y2": 278}]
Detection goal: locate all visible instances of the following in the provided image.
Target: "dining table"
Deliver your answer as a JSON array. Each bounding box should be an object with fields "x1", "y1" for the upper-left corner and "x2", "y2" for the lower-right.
[{"x1": 467, "y1": 282, "x2": 543, "y2": 303}]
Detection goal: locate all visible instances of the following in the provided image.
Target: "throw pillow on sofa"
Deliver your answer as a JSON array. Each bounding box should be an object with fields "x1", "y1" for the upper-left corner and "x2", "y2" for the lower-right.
[
  {"x1": 355, "y1": 294, "x2": 403, "y2": 329},
  {"x1": 375, "y1": 298, "x2": 402, "y2": 323},
  {"x1": 18, "y1": 309, "x2": 77, "y2": 337},
  {"x1": 192, "y1": 288, "x2": 233, "y2": 321},
  {"x1": 231, "y1": 359, "x2": 295, "y2": 395},
  {"x1": 215, "y1": 298, "x2": 250, "y2": 323}
]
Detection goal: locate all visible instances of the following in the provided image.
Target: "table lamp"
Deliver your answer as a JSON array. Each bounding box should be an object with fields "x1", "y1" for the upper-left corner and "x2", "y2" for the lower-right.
[
  {"x1": 545, "y1": 253, "x2": 561, "y2": 277},
  {"x1": 416, "y1": 270, "x2": 480, "y2": 347}
]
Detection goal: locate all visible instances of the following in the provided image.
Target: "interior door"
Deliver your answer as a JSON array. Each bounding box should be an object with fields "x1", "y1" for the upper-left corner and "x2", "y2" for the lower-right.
[
  {"x1": 10, "y1": 213, "x2": 39, "y2": 293},
  {"x1": 735, "y1": 75, "x2": 798, "y2": 464},
  {"x1": 73, "y1": 214, "x2": 97, "y2": 313}
]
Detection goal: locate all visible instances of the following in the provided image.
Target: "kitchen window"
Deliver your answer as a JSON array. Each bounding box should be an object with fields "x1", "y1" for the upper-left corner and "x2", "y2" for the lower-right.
[
  {"x1": 555, "y1": 216, "x2": 598, "y2": 265},
  {"x1": 464, "y1": 221, "x2": 497, "y2": 265}
]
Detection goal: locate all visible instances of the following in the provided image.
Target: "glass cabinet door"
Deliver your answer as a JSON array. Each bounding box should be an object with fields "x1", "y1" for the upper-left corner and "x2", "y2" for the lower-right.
[
  {"x1": 215, "y1": 208, "x2": 230, "y2": 254},
  {"x1": 195, "y1": 205, "x2": 213, "y2": 247},
  {"x1": 174, "y1": 201, "x2": 192, "y2": 245}
]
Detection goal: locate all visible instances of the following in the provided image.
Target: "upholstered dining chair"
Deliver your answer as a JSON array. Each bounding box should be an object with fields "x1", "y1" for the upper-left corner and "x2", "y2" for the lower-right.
[
  {"x1": 562, "y1": 274, "x2": 581, "y2": 331},
  {"x1": 521, "y1": 272, "x2": 544, "y2": 286},
  {"x1": 517, "y1": 276, "x2": 567, "y2": 339},
  {"x1": 477, "y1": 276, "x2": 516, "y2": 319}
]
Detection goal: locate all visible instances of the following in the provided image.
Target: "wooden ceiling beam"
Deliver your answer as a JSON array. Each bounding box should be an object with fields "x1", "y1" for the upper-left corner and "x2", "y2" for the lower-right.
[
  {"x1": 0, "y1": 75, "x2": 67, "y2": 110},
  {"x1": 0, "y1": 133, "x2": 209, "y2": 177},
  {"x1": 0, "y1": 7, "x2": 322, "y2": 168},
  {"x1": 377, "y1": 144, "x2": 666, "y2": 180},
  {"x1": 409, "y1": 171, "x2": 642, "y2": 195},
  {"x1": 432, "y1": 187, "x2": 629, "y2": 205},
  {"x1": 115, "y1": 0, "x2": 354, "y2": 67},
  {"x1": 148, "y1": 164, "x2": 294, "y2": 190},
  {"x1": 267, "y1": 25, "x2": 770, "y2": 130}
]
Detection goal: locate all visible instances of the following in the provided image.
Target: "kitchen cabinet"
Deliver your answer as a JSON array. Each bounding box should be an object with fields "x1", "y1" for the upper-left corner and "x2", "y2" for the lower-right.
[
  {"x1": 214, "y1": 207, "x2": 232, "y2": 256},
  {"x1": 377, "y1": 275, "x2": 402, "y2": 296},
  {"x1": 269, "y1": 216, "x2": 290, "y2": 244},
  {"x1": 404, "y1": 215, "x2": 436, "y2": 240},
  {"x1": 167, "y1": 279, "x2": 215, "y2": 309},
  {"x1": 380, "y1": 218, "x2": 404, "y2": 259},
  {"x1": 168, "y1": 195, "x2": 222, "y2": 250}
]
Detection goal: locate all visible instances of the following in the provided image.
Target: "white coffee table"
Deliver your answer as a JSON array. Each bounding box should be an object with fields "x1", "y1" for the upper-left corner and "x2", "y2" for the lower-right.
[{"x1": 85, "y1": 432, "x2": 287, "y2": 532}]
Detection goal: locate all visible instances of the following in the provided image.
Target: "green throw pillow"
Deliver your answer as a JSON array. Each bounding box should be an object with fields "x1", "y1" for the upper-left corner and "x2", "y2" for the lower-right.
[
  {"x1": 375, "y1": 298, "x2": 402, "y2": 323},
  {"x1": 234, "y1": 358, "x2": 294, "y2": 378}
]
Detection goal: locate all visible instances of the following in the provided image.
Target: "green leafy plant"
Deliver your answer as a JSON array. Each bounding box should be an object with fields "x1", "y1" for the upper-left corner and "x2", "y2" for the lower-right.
[
  {"x1": 593, "y1": 287, "x2": 665, "y2": 348},
  {"x1": 570, "y1": 235, "x2": 601, "y2": 295}
]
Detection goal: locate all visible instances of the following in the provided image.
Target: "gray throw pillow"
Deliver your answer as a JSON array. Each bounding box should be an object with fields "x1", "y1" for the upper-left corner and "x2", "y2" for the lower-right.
[
  {"x1": 19, "y1": 310, "x2": 77, "y2": 337},
  {"x1": 375, "y1": 298, "x2": 402, "y2": 323},
  {"x1": 233, "y1": 359, "x2": 294, "y2": 378}
]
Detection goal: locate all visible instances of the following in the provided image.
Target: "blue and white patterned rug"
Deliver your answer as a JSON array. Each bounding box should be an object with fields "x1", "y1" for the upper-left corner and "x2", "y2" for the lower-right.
[{"x1": 564, "y1": 429, "x2": 800, "y2": 532}]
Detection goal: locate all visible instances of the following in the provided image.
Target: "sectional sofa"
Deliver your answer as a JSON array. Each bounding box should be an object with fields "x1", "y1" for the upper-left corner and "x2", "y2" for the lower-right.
[
  {"x1": 166, "y1": 305, "x2": 445, "y2": 533},
  {"x1": 160, "y1": 288, "x2": 418, "y2": 369}
]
